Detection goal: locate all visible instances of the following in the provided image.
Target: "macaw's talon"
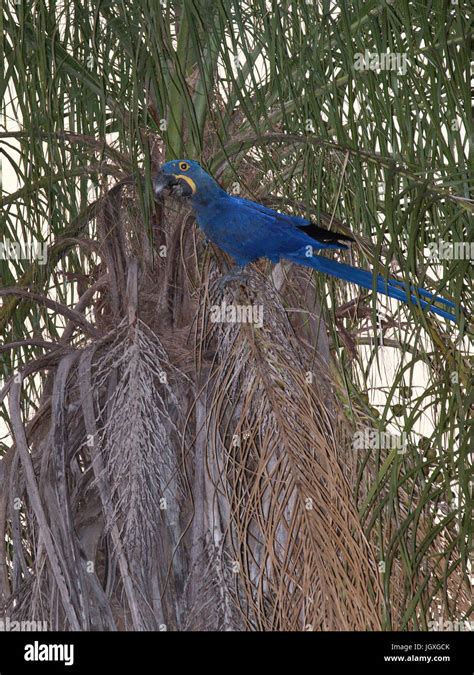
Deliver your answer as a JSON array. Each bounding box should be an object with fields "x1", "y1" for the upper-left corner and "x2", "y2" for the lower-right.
[{"x1": 218, "y1": 266, "x2": 249, "y2": 290}]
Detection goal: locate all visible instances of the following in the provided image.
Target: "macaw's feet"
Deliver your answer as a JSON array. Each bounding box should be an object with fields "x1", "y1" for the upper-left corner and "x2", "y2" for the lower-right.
[{"x1": 218, "y1": 266, "x2": 249, "y2": 290}]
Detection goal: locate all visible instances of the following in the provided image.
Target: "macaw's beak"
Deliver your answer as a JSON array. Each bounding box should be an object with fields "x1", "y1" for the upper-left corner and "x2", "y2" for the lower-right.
[
  {"x1": 153, "y1": 172, "x2": 178, "y2": 198},
  {"x1": 153, "y1": 172, "x2": 194, "y2": 199}
]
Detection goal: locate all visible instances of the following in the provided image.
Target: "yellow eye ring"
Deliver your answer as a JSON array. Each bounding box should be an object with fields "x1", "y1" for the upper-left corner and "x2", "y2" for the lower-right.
[{"x1": 179, "y1": 161, "x2": 189, "y2": 171}]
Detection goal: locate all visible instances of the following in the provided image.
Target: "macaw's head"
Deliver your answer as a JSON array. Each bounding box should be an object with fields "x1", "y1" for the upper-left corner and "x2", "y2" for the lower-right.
[{"x1": 153, "y1": 159, "x2": 221, "y2": 202}]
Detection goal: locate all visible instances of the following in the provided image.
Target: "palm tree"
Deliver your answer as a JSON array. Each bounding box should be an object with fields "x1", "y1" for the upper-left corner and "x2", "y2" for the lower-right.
[{"x1": 0, "y1": 0, "x2": 471, "y2": 631}]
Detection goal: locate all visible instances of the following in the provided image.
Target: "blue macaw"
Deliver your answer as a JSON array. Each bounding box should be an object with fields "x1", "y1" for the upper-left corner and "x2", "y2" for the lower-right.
[{"x1": 153, "y1": 159, "x2": 456, "y2": 322}]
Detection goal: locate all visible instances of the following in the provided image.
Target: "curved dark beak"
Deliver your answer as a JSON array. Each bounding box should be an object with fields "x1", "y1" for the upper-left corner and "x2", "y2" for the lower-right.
[
  {"x1": 153, "y1": 172, "x2": 179, "y2": 199},
  {"x1": 153, "y1": 172, "x2": 194, "y2": 200}
]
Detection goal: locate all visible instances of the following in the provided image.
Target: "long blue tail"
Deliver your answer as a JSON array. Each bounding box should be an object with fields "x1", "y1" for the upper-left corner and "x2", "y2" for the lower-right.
[{"x1": 288, "y1": 253, "x2": 457, "y2": 322}]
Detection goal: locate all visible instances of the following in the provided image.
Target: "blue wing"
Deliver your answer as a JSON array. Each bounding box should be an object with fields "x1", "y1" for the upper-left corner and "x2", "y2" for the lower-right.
[{"x1": 232, "y1": 196, "x2": 354, "y2": 249}]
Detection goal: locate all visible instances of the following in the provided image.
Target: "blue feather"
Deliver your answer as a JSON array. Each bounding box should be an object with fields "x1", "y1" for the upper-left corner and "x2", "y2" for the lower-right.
[{"x1": 285, "y1": 252, "x2": 456, "y2": 322}]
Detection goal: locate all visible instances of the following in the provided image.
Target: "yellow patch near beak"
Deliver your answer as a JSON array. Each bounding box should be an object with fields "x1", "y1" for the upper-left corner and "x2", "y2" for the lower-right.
[{"x1": 173, "y1": 174, "x2": 197, "y2": 194}]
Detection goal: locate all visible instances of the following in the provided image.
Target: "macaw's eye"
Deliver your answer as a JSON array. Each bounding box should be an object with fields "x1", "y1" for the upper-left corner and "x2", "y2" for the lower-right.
[{"x1": 179, "y1": 162, "x2": 189, "y2": 171}]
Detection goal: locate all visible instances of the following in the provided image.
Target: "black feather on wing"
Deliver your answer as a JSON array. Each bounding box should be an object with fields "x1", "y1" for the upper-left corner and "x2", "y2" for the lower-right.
[
  {"x1": 258, "y1": 197, "x2": 354, "y2": 247},
  {"x1": 235, "y1": 196, "x2": 355, "y2": 249},
  {"x1": 298, "y1": 220, "x2": 355, "y2": 246}
]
